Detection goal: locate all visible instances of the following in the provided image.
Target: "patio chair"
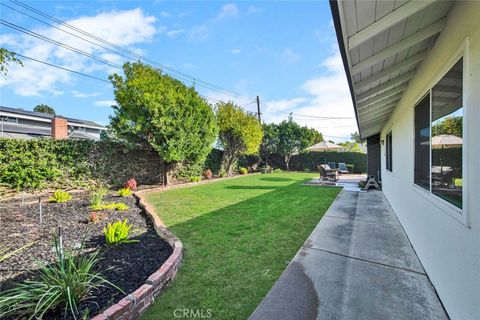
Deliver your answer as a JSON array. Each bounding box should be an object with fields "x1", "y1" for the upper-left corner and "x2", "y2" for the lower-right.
[
  {"x1": 318, "y1": 164, "x2": 337, "y2": 181},
  {"x1": 328, "y1": 162, "x2": 336, "y2": 169},
  {"x1": 338, "y1": 162, "x2": 349, "y2": 174}
]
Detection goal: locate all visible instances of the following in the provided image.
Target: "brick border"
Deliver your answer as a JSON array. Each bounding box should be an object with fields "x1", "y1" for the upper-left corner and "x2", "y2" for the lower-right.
[
  {"x1": 91, "y1": 173, "x2": 258, "y2": 320},
  {"x1": 91, "y1": 190, "x2": 183, "y2": 320}
]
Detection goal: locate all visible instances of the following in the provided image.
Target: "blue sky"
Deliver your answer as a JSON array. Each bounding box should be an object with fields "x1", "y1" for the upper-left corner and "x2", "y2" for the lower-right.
[{"x1": 0, "y1": 1, "x2": 357, "y2": 141}]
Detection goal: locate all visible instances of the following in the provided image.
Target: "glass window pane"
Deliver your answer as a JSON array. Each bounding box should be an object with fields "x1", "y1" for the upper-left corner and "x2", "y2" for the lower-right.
[
  {"x1": 414, "y1": 94, "x2": 431, "y2": 190},
  {"x1": 431, "y1": 59, "x2": 463, "y2": 209},
  {"x1": 386, "y1": 132, "x2": 392, "y2": 172}
]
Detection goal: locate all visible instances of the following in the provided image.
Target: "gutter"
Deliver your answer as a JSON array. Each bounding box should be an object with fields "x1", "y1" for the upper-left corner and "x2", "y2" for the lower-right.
[{"x1": 329, "y1": 0, "x2": 362, "y2": 139}]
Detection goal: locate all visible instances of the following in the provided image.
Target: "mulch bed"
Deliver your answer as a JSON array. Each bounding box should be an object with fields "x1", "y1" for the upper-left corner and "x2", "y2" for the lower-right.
[{"x1": 0, "y1": 192, "x2": 173, "y2": 319}]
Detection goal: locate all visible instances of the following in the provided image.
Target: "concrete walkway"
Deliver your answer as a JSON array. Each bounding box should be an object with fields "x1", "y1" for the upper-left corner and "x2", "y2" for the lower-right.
[{"x1": 250, "y1": 190, "x2": 448, "y2": 320}]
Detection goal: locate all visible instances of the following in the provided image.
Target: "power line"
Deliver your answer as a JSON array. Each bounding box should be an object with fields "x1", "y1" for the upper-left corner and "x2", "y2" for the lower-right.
[{"x1": 7, "y1": 0, "x2": 254, "y2": 101}]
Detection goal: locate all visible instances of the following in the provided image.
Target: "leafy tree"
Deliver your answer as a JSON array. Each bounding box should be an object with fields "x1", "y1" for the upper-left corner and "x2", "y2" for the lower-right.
[
  {"x1": 34, "y1": 104, "x2": 56, "y2": 115},
  {"x1": 350, "y1": 131, "x2": 361, "y2": 143},
  {"x1": 338, "y1": 141, "x2": 363, "y2": 153},
  {"x1": 305, "y1": 127, "x2": 324, "y2": 145},
  {"x1": 109, "y1": 62, "x2": 218, "y2": 185},
  {"x1": 217, "y1": 101, "x2": 263, "y2": 175},
  {"x1": 0, "y1": 48, "x2": 23, "y2": 78},
  {"x1": 261, "y1": 123, "x2": 279, "y2": 167},
  {"x1": 432, "y1": 116, "x2": 462, "y2": 138},
  {"x1": 276, "y1": 118, "x2": 313, "y2": 171}
]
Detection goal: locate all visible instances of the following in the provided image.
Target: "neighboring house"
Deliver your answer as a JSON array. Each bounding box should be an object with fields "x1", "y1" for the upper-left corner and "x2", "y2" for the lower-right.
[
  {"x1": 0, "y1": 106, "x2": 105, "y2": 140},
  {"x1": 331, "y1": 0, "x2": 479, "y2": 319}
]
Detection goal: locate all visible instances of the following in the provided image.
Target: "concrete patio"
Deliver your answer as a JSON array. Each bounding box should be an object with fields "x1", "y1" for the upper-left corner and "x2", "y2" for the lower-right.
[{"x1": 249, "y1": 190, "x2": 448, "y2": 320}]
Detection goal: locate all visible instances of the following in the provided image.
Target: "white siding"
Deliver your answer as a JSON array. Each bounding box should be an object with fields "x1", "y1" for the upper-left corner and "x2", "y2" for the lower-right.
[{"x1": 379, "y1": 2, "x2": 480, "y2": 319}]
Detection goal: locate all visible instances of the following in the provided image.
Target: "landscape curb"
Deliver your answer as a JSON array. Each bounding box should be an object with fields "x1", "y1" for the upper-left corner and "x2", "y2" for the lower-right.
[{"x1": 91, "y1": 190, "x2": 183, "y2": 320}]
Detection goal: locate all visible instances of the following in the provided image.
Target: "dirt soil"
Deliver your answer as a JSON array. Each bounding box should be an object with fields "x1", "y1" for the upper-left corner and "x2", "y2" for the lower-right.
[{"x1": 0, "y1": 192, "x2": 172, "y2": 319}]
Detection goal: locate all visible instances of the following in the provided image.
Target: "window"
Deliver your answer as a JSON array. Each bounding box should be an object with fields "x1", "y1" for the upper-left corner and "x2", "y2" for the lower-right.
[
  {"x1": 431, "y1": 59, "x2": 463, "y2": 209},
  {"x1": 414, "y1": 94, "x2": 430, "y2": 190},
  {"x1": 413, "y1": 58, "x2": 464, "y2": 210},
  {"x1": 386, "y1": 131, "x2": 393, "y2": 172}
]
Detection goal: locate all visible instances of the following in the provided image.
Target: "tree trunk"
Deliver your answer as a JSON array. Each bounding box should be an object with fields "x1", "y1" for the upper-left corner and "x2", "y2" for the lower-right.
[
  {"x1": 285, "y1": 155, "x2": 290, "y2": 171},
  {"x1": 162, "y1": 163, "x2": 176, "y2": 185}
]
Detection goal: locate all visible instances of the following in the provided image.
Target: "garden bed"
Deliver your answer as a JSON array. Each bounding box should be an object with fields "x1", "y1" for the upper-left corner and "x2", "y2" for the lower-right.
[{"x1": 0, "y1": 192, "x2": 173, "y2": 319}]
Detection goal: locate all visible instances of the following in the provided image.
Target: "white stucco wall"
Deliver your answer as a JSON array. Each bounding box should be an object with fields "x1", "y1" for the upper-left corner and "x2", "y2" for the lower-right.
[{"x1": 379, "y1": 2, "x2": 480, "y2": 319}]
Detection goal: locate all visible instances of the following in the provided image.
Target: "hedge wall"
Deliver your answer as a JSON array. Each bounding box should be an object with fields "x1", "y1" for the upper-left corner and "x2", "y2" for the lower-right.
[
  {"x1": 268, "y1": 151, "x2": 367, "y2": 173},
  {"x1": 0, "y1": 138, "x2": 164, "y2": 190}
]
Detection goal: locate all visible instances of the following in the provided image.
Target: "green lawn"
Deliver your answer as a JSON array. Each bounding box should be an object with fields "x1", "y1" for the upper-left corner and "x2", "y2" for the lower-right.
[{"x1": 142, "y1": 172, "x2": 340, "y2": 320}]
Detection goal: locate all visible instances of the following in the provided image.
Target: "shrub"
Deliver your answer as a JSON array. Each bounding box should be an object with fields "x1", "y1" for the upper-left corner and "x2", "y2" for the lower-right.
[
  {"x1": 219, "y1": 168, "x2": 227, "y2": 178},
  {"x1": 124, "y1": 178, "x2": 137, "y2": 190},
  {"x1": 239, "y1": 167, "x2": 248, "y2": 175},
  {"x1": 203, "y1": 169, "x2": 213, "y2": 180},
  {"x1": 117, "y1": 187, "x2": 132, "y2": 197},
  {"x1": 104, "y1": 219, "x2": 138, "y2": 245},
  {"x1": 273, "y1": 168, "x2": 283, "y2": 173},
  {"x1": 0, "y1": 235, "x2": 121, "y2": 319},
  {"x1": 304, "y1": 168, "x2": 311, "y2": 173},
  {"x1": 346, "y1": 164, "x2": 354, "y2": 173},
  {"x1": 48, "y1": 190, "x2": 72, "y2": 203},
  {"x1": 87, "y1": 212, "x2": 106, "y2": 223},
  {"x1": 90, "y1": 186, "x2": 109, "y2": 207},
  {"x1": 190, "y1": 176, "x2": 201, "y2": 183},
  {"x1": 90, "y1": 202, "x2": 128, "y2": 212}
]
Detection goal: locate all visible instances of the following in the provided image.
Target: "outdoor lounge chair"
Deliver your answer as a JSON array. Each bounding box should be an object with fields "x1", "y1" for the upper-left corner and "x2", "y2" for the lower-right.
[
  {"x1": 328, "y1": 161, "x2": 336, "y2": 169},
  {"x1": 338, "y1": 162, "x2": 349, "y2": 174},
  {"x1": 318, "y1": 164, "x2": 337, "y2": 181}
]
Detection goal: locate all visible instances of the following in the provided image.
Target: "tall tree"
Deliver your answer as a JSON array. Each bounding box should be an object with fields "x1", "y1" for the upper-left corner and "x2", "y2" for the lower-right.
[
  {"x1": 276, "y1": 118, "x2": 313, "y2": 171},
  {"x1": 432, "y1": 116, "x2": 463, "y2": 137},
  {"x1": 261, "y1": 123, "x2": 279, "y2": 167},
  {"x1": 34, "y1": 104, "x2": 56, "y2": 115},
  {"x1": 109, "y1": 62, "x2": 218, "y2": 185},
  {"x1": 0, "y1": 48, "x2": 23, "y2": 78},
  {"x1": 350, "y1": 131, "x2": 361, "y2": 143},
  {"x1": 305, "y1": 127, "x2": 324, "y2": 145},
  {"x1": 217, "y1": 101, "x2": 263, "y2": 175}
]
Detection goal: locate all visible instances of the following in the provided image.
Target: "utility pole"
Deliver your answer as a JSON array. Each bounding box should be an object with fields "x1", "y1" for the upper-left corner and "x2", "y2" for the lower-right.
[{"x1": 256, "y1": 95, "x2": 261, "y2": 123}]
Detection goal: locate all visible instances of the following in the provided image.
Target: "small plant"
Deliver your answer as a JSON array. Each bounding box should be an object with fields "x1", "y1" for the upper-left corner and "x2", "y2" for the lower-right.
[
  {"x1": 190, "y1": 176, "x2": 201, "y2": 183},
  {"x1": 239, "y1": 167, "x2": 248, "y2": 175},
  {"x1": 48, "y1": 190, "x2": 72, "y2": 203},
  {"x1": 203, "y1": 169, "x2": 213, "y2": 180},
  {"x1": 104, "y1": 219, "x2": 139, "y2": 245},
  {"x1": 90, "y1": 185, "x2": 109, "y2": 207},
  {"x1": 358, "y1": 180, "x2": 367, "y2": 189},
  {"x1": 117, "y1": 187, "x2": 132, "y2": 197},
  {"x1": 219, "y1": 168, "x2": 227, "y2": 177},
  {"x1": 124, "y1": 178, "x2": 137, "y2": 190},
  {"x1": 87, "y1": 212, "x2": 106, "y2": 223},
  {"x1": 90, "y1": 202, "x2": 129, "y2": 212},
  {"x1": 0, "y1": 235, "x2": 121, "y2": 319},
  {"x1": 273, "y1": 168, "x2": 283, "y2": 173}
]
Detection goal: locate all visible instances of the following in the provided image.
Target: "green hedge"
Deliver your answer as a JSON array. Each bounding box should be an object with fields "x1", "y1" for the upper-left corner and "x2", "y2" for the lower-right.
[
  {"x1": 0, "y1": 138, "x2": 163, "y2": 190},
  {"x1": 267, "y1": 151, "x2": 367, "y2": 173}
]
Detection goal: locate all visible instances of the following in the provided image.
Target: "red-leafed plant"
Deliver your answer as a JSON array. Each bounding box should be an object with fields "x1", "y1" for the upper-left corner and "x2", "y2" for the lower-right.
[
  {"x1": 203, "y1": 169, "x2": 213, "y2": 180},
  {"x1": 124, "y1": 178, "x2": 137, "y2": 190},
  {"x1": 87, "y1": 212, "x2": 105, "y2": 223}
]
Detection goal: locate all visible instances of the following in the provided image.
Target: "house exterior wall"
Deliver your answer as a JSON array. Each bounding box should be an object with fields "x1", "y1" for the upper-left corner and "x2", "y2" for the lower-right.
[{"x1": 379, "y1": 2, "x2": 480, "y2": 319}]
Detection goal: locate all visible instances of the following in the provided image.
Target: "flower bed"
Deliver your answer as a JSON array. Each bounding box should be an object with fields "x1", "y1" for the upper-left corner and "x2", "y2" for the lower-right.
[{"x1": 0, "y1": 192, "x2": 173, "y2": 319}]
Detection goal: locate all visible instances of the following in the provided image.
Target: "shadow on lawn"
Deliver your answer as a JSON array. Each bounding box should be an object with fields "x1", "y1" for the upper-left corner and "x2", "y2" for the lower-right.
[
  {"x1": 259, "y1": 177, "x2": 294, "y2": 182},
  {"x1": 142, "y1": 176, "x2": 340, "y2": 320}
]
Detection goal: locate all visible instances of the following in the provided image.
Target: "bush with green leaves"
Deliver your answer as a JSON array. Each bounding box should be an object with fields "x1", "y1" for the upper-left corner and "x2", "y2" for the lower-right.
[
  {"x1": 104, "y1": 219, "x2": 138, "y2": 245},
  {"x1": 0, "y1": 236, "x2": 120, "y2": 319},
  {"x1": 273, "y1": 168, "x2": 283, "y2": 173},
  {"x1": 239, "y1": 167, "x2": 248, "y2": 175},
  {"x1": 190, "y1": 176, "x2": 201, "y2": 183},
  {"x1": 90, "y1": 202, "x2": 128, "y2": 212},
  {"x1": 89, "y1": 185, "x2": 109, "y2": 207},
  {"x1": 117, "y1": 188, "x2": 132, "y2": 197},
  {"x1": 48, "y1": 190, "x2": 72, "y2": 203}
]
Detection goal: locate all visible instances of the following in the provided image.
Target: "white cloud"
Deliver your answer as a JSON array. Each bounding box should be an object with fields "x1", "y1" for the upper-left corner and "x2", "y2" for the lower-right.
[
  {"x1": 214, "y1": 3, "x2": 239, "y2": 20},
  {"x1": 231, "y1": 48, "x2": 241, "y2": 54},
  {"x1": 160, "y1": 11, "x2": 171, "y2": 18},
  {"x1": 94, "y1": 100, "x2": 116, "y2": 107},
  {"x1": 0, "y1": 8, "x2": 157, "y2": 97},
  {"x1": 166, "y1": 29, "x2": 185, "y2": 38},
  {"x1": 71, "y1": 90, "x2": 101, "y2": 98},
  {"x1": 189, "y1": 25, "x2": 209, "y2": 41},
  {"x1": 281, "y1": 48, "x2": 301, "y2": 64},
  {"x1": 263, "y1": 50, "x2": 357, "y2": 142}
]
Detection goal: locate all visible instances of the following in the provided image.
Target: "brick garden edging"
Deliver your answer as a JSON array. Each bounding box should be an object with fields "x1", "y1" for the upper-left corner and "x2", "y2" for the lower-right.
[
  {"x1": 91, "y1": 173, "x2": 257, "y2": 320},
  {"x1": 91, "y1": 190, "x2": 183, "y2": 320}
]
